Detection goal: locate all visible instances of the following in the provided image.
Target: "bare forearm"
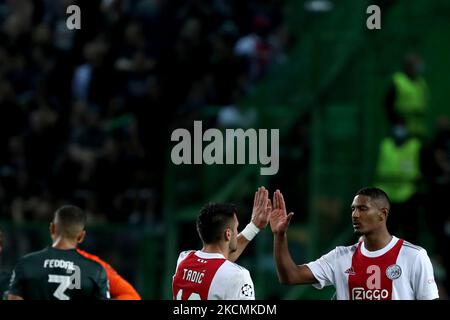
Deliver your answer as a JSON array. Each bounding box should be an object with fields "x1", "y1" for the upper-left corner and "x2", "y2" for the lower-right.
[
  {"x1": 274, "y1": 233, "x2": 300, "y2": 284},
  {"x1": 274, "y1": 233, "x2": 316, "y2": 285}
]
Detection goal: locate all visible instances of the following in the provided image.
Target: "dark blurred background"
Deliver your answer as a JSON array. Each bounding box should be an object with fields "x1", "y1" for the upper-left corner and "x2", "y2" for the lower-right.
[{"x1": 0, "y1": 0, "x2": 449, "y2": 299}]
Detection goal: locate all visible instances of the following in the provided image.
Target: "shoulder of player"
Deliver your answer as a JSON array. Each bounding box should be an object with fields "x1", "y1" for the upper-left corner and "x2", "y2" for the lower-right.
[
  {"x1": 18, "y1": 247, "x2": 50, "y2": 263},
  {"x1": 76, "y1": 249, "x2": 110, "y2": 268},
  {"x1": 401, "y1": 240, "x2": 424, "y2": 252},
  {"x1": 400, "y1": 240, "x2": 427, "y2": 260},
  {"x1": 398, "y1": 240, "x2": 433, "y2": 268},
  {"x1": 178, "y1": 250, "x2": 195, "y2": 258},
  {"x1": 219, "y1": 260, "x2": 250, "y2": 276},
  {"x1": 176, "y1": 250, "x2": 195, "y2": 263},
  {"x1": 75, "y1": 250, "x2": 108, "y2": 272},
  {"x1": 332, "y1": 243, "x2": 359, "y2": 256}
]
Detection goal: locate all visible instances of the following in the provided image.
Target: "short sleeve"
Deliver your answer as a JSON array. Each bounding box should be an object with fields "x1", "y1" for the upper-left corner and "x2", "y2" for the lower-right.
[
  {"x1": 176, "y1": 251, "x2": 194, "y2": 271},
  {"x1": 412, "y1": 249, "x2": 439, "y2": 300},
  {"x1": 8, "y1": 260, "x2": 25, "y2": 297},
  {"x1": 306, "y1": 248, "x2": 337, "y2": 289},
  {"x1": 96, "y1": 266, "x2": 111, "y2": 300},
  {"x1": 108, "y1": 271, "x2": 141, "y2": 300},
  {"x1": 227, "y1": 269, "x2": 255, "y2": 300}
]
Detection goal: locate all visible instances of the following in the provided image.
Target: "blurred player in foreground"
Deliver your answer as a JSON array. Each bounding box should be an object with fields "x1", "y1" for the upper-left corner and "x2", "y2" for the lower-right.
[
  {"x1": 270, "y1": 187, "x2": 439, "y2": 300},
  {"x1": 172, "y1": 187, "x2": 271, "y2": 300},
  {"x1": 2, "y1": 223, "x2": 139, "y2": 300},
  {"x1": 8, "y1": 205, "x2": 110, "y2": 300}
]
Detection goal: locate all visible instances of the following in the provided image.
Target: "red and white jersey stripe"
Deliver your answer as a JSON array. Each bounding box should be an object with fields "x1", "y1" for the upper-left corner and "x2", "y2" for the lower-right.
[
  {"x1": 172, "y1": 250, "x2": 255, "y2": 300},
  {"x1": 306, "y1": 236, "x2": 439, "y2": 300}
]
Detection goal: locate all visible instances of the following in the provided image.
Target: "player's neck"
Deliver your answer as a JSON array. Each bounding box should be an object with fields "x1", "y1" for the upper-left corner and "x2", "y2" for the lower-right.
[
  {"x1": 363, "y1": 230, "x2": 392, "y2": 251},
  {"x1": 52, "y1": 237, "x2": 78, "y2": 250},
  {"x1": 201, "y1": 244, "x2": 229, "y2": 260}
]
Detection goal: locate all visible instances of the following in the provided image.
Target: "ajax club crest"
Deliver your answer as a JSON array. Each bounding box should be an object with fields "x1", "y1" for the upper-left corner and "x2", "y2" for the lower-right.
[{"x1": 386, "y1": 264, "x2": 402, "y2": 280}]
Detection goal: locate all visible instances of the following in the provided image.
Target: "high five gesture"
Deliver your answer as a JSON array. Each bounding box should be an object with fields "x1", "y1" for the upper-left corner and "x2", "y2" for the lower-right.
[{"x1": 269, "y1": 190, "x2": 294, "y2": 235}]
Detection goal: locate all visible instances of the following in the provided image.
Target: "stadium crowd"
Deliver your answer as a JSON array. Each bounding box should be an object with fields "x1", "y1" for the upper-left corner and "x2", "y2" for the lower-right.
[{"x1": 0, "y1": 0, "x2": 290, "y2": 224}]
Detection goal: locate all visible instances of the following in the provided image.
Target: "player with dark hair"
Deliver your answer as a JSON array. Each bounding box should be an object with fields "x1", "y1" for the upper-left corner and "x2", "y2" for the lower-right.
[
  {"x1": 172, "y1": 187, "x2": 271, "y2": 300},
  {"x1": 8, "y1": 205, "x2": 110, "y2": 300},
  {"x1": 270, "y1": 187, "x2": 439, "y2": 300}
]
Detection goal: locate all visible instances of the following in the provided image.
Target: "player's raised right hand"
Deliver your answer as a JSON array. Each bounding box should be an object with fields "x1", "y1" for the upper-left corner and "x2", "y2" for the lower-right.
[
  {"x1": 269, "y1": 190, "x2": 294, "y2": 235},
  {"x1": 250, "y1": 186, "x2": 270, "y2": 229}
]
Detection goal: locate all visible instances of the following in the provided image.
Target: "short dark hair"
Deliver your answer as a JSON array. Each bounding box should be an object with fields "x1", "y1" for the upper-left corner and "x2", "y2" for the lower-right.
[
  {"x1": 53, "y1": 205, "x2": 87, "y2": 239},
  {"x1": 356, "y1": 187, "x2": 391, "y2": 209},
  {"x1": 196, "y1": 203, "x2": 237, "y2": 244}
]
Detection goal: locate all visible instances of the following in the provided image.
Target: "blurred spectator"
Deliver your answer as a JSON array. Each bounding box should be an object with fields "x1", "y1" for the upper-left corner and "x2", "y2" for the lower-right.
[
  {"x1": 421, "y1": 116, "x2": 450, "y2": 295},
  {"x1": 0, "y1": 0, "x2": 289, "y2": 223},
  {"x1": 385, "y1": 53, "x2": 429, "y2": 139},
  {"x1": 375, "y1": 123, "x2": 422, "y2": 243},
  {"x1": 234, "y1": 14, "x2": 275, "y2": 82}
]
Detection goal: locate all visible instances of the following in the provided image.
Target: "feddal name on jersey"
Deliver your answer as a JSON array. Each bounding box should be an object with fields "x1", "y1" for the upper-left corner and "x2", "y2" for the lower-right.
[{"x1": 43, "y1": 259, "x2": 76, "y2": 271}]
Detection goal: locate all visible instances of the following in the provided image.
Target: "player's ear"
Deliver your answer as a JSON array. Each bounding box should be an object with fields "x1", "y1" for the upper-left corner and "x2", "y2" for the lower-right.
[
  {"x1": 77, "y1": 230, "x2": 86, "y2": 244},
  {"x1": 49, "y1": 222, "x2": 55, "y2": 236},
  {"x1": 379, "y1": 207, "x2": 388, "y2": 221},
  {"x1": 224, "y1": 228, "x2": 231, "y2": 242}
]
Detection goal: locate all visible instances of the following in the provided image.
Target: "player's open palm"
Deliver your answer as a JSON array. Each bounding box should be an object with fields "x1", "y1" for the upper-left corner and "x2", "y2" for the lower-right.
[
  {"x1": 251, "y1": 186, "x2": 271, "y2": 229},
  {"x1": 269, "y1": 190, "x2": 294, "y2": 234}
]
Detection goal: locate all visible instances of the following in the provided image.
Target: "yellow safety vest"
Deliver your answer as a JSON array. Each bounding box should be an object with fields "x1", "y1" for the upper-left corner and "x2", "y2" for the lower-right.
[
  {"x1": 375, "y1": 137, "x2": 421, "y2": 203},
  {"x1": 393, "y1": 72, "x2": 429, "y2": 138}
]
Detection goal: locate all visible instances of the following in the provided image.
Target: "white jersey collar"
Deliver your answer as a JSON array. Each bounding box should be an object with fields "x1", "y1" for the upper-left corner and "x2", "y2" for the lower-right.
[
  {"x1": 360, "y1": 236, "x2": 399, "y2": 258},
  {"x1": 195, "y1": 250, "x2": 226, "y2": 260}
]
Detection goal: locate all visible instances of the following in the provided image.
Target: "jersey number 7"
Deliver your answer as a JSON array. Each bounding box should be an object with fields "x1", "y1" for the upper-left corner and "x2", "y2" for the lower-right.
[{"x1": 48, "y1": 275, "x2": 72, "y2": 300}]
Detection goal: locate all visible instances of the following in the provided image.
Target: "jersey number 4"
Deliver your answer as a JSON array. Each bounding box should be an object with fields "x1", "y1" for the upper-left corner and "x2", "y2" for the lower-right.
[{"x1": 175, "y1": 289, "x2": 201, "y2": 300}]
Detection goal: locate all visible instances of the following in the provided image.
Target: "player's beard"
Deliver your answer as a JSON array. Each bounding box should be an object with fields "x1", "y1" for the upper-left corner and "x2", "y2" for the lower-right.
[
  {"x1": 353, "y1": 223, "x2": 365, "y2": 236},
  {"x1": 354, "y1": 229, "x2": 365, "y2": 237}
]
